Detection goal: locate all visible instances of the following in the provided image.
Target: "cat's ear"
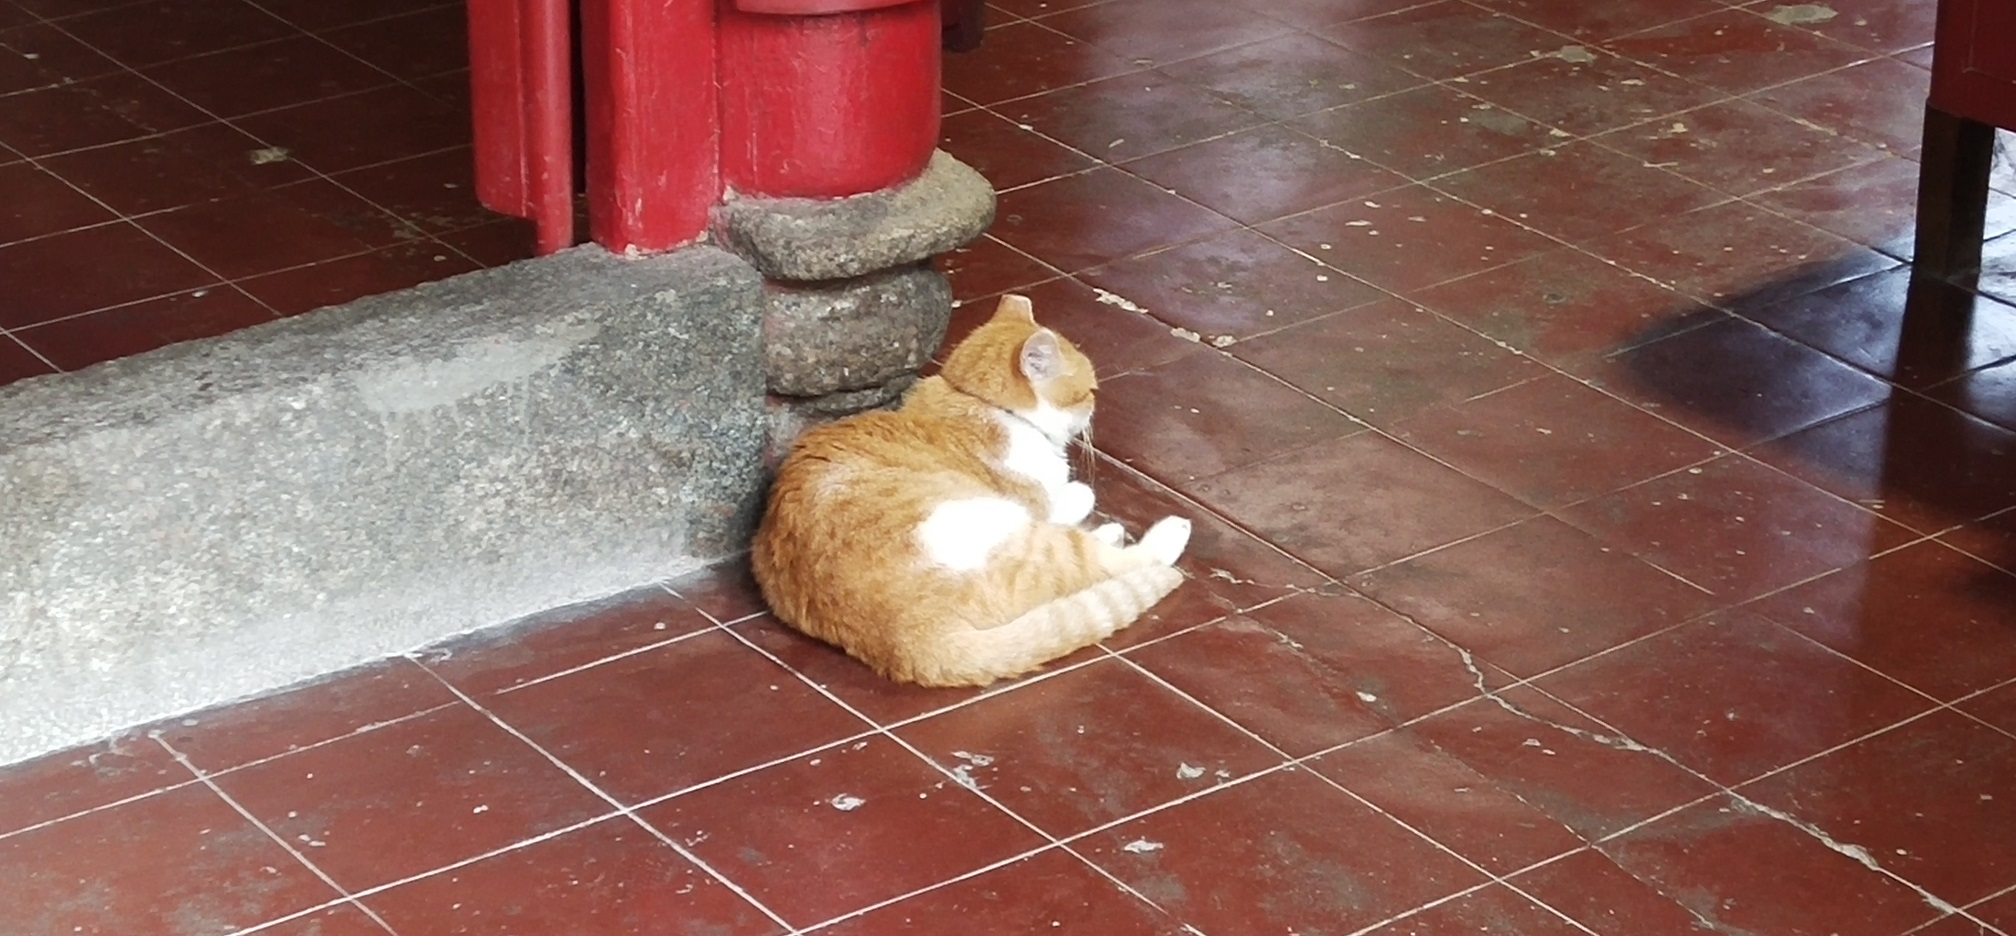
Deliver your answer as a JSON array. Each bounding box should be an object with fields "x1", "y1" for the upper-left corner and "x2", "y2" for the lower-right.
[
  {"x1": 1019, "y1": 329, "x2": 1064, "y2": 382},
  {"x1": 993, "y1": 294, "x2": 1037, "y2": 323}
]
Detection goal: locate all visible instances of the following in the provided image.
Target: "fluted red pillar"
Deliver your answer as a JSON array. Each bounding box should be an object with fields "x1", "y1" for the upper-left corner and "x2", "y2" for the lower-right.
[
  {"x1": 468, "y1": 0, "x2": 578, "y2": 253},
  {"x1": 468, "y1": 0, "x2": 944, "y2": 256},
  {"x1": 578, "y1": 0, "x2": 721, "y2": 253}
]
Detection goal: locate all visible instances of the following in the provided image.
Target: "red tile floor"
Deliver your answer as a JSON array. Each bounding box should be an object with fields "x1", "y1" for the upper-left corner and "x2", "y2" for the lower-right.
[
  {"x1": 6, "y1": 0, "x2": 2016, "y2": 933},
  {"x1": 0, "y1": 0, "x2": 492, "y2": 377}
]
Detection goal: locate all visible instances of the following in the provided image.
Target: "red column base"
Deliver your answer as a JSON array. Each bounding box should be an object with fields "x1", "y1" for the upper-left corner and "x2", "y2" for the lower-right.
[{"x1": 468, "y1": 0, "x2": 945, "y2": 255}]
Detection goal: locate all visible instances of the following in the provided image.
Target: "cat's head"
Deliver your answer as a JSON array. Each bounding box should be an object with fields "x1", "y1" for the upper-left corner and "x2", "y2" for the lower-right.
[{"x1": 941, "y1": 294, "x2": 1097, "y2": 443}]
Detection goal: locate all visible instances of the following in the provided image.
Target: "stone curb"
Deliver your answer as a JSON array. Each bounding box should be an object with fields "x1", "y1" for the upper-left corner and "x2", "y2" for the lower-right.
[
  {"x1": 0, "y1": 246, "x2": 767, "y2": 765},
  {"x1": 715, "y1": 150, "x2": 996, "y2": 282}
]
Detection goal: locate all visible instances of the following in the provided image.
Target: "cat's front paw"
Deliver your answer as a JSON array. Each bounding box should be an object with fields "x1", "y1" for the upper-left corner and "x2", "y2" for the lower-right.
[
  {"x1": 1138, "y1": 516, "x2": 1192, "y2": 565},
  {"x1": 1049, "y1": 481, "x2": 1096, "y2": 525},
  {"x1": 1090, "y1": 522, "x2": 1126, "y2": 546}
]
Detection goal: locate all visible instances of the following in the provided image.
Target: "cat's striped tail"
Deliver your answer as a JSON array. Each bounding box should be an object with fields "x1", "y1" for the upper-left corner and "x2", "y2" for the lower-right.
[{"x1": 925, "y1": 563, "x2": 1184, "y2": 687}]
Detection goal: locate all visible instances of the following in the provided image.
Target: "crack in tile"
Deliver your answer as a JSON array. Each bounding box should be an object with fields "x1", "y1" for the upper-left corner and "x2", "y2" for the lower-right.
[
  {"x1": 1444, "y1": 644, "x2": 1979, "y2": 927},
  {"x1": 1729, "y1": 797, "x2": 1961, "y2": 917},
  {"x1": 1201, "y1": 568, "x2": 1349, "y2": 600},
  {"x1": 151, "y1": 734, "x2": 409, "y2": 936}
]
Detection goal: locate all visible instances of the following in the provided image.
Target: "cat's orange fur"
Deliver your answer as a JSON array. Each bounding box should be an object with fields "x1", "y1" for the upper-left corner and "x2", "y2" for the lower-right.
[{"x1": 751, "y1": 294, "x2": 1191, "y2": 687}]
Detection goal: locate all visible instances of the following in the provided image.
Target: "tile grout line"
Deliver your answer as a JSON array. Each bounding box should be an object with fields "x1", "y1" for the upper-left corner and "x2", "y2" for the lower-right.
[
  {"x1": 220, "y1": 811, "x2": 624, "y2": 936},
  {"x1": 461, "y1": 625, "x2": 727, "y2": 699},
  {"x1": 1085, "y1": 452, "x2": 1335, "y2": 586},
  {"x1": 0, "y1": 697, "x2": 474, "y2": 847},
  {"x1": 194, "y1": 701, "x2": 465, "y2": 781},
  {"x1": 1343, "y1": 879, "x2": 1569, "y2": 936},
  {"x1": 1483, "y1": 659, "x2": 2000, "y2": 928},
  {"x1": 7, "y1": 225, "x2": 491, "y2": 339},
  {"x1": 0, "y1": 773, "x2": 207, "y2": 845},
  {"x1": 700, "y1": 611, "x2": 1069, "y2": 836},
  {"x1": 0, "y1": 134, "x2": 482, "y2": 295},
  {"x1": 1376, "y1": 525, "x2": 1950, "y2": 732},
  {"x1": 9, "y1": 93, "x2": 463, "y2": 167},
  {"x1": 1100, "y1": 649, "x2": 1624, "y2": 936},
  {"x1": 1099, "y1": 590, "x2": 1306, "y2": 660},
  {"x1": 696, "y1": 615, "x2": 1108, "y2": 930},
  {"x1": 1408, "y1": 155, "x2": 1902, "y2": 316},
  {"x1": 35, "y1": 138, "x2": 478, "y2": 221},
  {"x1": 0, "y1": 213, "x2": 129, "y2": 253},
  {"x1": 790, "y1": 840, "x2": 1079, "y2": 934},
  {"x1": 0, "y1": 85, "x2": 306, "y2": 322},
  {"x1": 399, "y1": 663, "x2": 804, "y2": 935},
  {"x1": 967, "y1": 6, "x2": 1512, "y2": 250},
  {"x1": 6, "y1": 0, "x2": 461, "y2": 35},
  {"x1": 1747, "y1": 664, "x2": 2016, "y2": 770},
  {"x1": 149, "y1": 733, "x2": 409, "y2": 936},
  {"x1": 707, "y1": 553, "x2": 1624, "y2": 933},
  {"x1": 1525, "y1": 451, "x2": 1906, "y2": 580},
  {"x1": 984, "y1": 2, "x2": 1931, "y2": 348},
  {"x1": 1478, "y1": 679, "x2": 1968, "y2": 925},
  {"x1": 1099, "y1": 613, "x2": 1728, "y2": 936},
  {"x1": 1941, "y1": 505, "x2": 2016, "y2": 576},
  {"x1": 7, "y1": 7, "x2": 2009, "y2": 932},
  {"x1": 696, "y1": 602, "x2": 1240, "y2": 931},
  {"x1": 1360, "y1": 876, "x2": 1606, "y2": 936},
  {"x1": 594, "y1": 723, "x2": 882, "y2": 815},
  {"x1": 1407, "y1": 530, "x2": 1998, "y2": 735},
  {"x1": 1175, "y1": 215, "x2": 1943, "y2": 585},
  {"x1": 0, "y1": 329, "x2": 59, "y2": 372},
  {"x1": 1907, "y1": 910, "x2": 2016, "y2": 936},
  {"x1": 5, "y1": 0, "x2": 462, "y2": 107},
  {"x1": 12, "y1": 230, "x2": 491, "y2": 333},
  {"x1": 975, "y1": 93, "x2": 1927, "y2": 545},
  {"x1": 0, "y1": 695, "x2": 471, "y2": 847},
  {"x1": 1305, "y1": 552, "x2": 2011, "y2": 930},
  {"x1": 1281, "y1": 35, "x2": 1931, "y2": 326},
  {"x1": 1723, "y1": 425, "x2": 1983, "y2": 543},
  {"x1": 707, "y1": 613, "x2": 1117, "y2": 736},
  {"x1": 238, "y1": 0, "x2": 462, "y2": 103},
  {"x1": 1046, "y1": 840, "x2": 1200, "y2": 932},
  {"x1": 1963, "y1": 882, "x2": 2016, "y2": 927},
  {"x1": 32, "y1": 13, "x2": 497, "y2": 284},
  {"x1": 1092, "y1": 358, "x2": 1740, "y2": 596}
]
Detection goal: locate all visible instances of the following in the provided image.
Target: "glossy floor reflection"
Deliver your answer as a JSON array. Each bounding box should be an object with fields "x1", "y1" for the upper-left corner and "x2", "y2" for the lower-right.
[
  {"x1": 0, "y1": 0, "x2": 501, "y2": 380},
  {"x1": 6, "y1": 0, "x2": 2016, "y2": 933}
]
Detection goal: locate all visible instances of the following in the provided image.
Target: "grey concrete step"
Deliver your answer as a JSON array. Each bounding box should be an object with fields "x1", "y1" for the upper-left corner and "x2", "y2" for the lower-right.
[{"x1": 0, "y1": 245, "x2": 767, "y2": 765}]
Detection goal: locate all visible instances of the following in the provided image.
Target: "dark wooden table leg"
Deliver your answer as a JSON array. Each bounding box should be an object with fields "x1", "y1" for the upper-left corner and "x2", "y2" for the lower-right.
[{"x1": 1913, "y1": 104, "x2": 1997, "y2": 281}]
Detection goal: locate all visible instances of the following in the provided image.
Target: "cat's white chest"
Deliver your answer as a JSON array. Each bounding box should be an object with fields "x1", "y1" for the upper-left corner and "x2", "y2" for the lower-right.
[
  {"x1": 995, "y1": 413, "x2": 1071, "y2": 495},
  {"x1": 994, "y1": 412, "x2": 1093, "y2": 526}
]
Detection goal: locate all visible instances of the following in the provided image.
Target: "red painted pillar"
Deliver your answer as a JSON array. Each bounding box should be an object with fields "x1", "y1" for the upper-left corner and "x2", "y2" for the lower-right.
[
  {"x1": 469, "y1": 0, "x2": 944, "y2": 255},
  {"x1": 468, "y1": 0, "x2": 529, "y2": 227},
  {"x1": 521, "y1": 0, "x2": 574, "y2": 254},
  {"x1": 467, "y1": 0, "x2": 576, "y2": 254},
  {"x1": 581, "y1": 0, "x2": 721, "y2": 254},
  {"x1": 717, "y1": 0, "x2": 942, "y2": 199}
]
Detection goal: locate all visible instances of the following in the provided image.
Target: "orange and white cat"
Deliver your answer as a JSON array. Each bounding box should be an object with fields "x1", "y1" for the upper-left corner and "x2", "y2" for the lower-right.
[{"x1": 750, "y1": 294, "x2": 1191, "y2": 687}]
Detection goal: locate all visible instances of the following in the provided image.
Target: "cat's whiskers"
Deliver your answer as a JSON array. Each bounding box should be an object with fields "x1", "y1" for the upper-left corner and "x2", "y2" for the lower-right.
[{"x1": 1070, "y1": 429, "x2": 1097, "y2": 490}]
